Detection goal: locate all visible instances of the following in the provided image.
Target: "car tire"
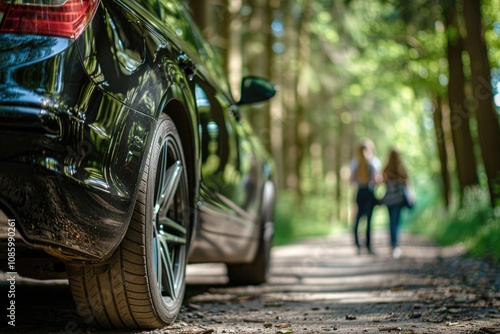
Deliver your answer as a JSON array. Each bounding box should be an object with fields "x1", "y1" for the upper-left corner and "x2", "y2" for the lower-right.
[{"x1": 67, "y1": 114, "x2": 190, "y2": 329}]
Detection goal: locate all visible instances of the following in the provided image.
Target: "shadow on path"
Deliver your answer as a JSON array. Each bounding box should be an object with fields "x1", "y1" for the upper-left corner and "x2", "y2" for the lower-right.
[
  {"x1": 1, "y1": 231, "x2": 499, "y2": 333},
  {"x1": 184, "y1": 231, "x2": 500, "y2": 333}
]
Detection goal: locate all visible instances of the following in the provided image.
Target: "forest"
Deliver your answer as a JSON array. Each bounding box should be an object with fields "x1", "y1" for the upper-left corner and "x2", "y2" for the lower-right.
[{"x1": 187, "y1": 0, "x2": 500, "y2": 259}]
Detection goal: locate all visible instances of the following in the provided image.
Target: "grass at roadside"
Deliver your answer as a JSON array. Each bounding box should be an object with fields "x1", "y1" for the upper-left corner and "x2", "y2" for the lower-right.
[
  {"x1": 408, "y1": 188, "x2": 500, "y2": 263},
  {"x1": 274, "y1": 191, "x2": 344, "y2": 246},
  {"x1": 273, "y1": 189, "x2": 397, "y2": 246}
]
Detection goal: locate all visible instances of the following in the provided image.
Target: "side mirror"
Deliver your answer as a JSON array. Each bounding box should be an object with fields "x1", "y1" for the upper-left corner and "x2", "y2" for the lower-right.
[{"x1": 237, "y1": 76, "x2": 279, "y2": 105}]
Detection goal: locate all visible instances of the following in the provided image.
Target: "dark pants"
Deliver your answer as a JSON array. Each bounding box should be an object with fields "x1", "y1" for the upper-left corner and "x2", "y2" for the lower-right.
[
  {"x1": 353, "y1": 186, "x2": 376, "y2": 250},
  {"x1": 387, "y1": 204, "x2": 403, "y2": 248}
]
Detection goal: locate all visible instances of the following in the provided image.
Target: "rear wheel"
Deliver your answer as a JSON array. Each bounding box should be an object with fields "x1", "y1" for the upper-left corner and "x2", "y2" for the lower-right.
[
  {"x1": 226, "y1": 221, "x2": 274, "y2": 285},
  {"x1": 67, "y1": 114, "x2": 190, "y2": 329}
]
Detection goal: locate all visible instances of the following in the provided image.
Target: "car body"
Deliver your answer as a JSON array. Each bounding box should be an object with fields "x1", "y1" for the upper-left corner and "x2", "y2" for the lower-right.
[{"x1": 0, "y1": 0, "x2": 277, "y2": 329}]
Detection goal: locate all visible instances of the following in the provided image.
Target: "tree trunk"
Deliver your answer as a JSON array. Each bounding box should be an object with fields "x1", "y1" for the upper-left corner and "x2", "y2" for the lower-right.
[
  {"x1": 462, "y1": 0, "x2": 500, "y2": 207},
  {"x1": 445, "y1": 7, "x2": 479, "y2": 197},
  {"x1": 334, "y1": 117, "x2": 345, "y2": 221},
  {"x1": 294, "y1": 0, "x2": 313, "y2": 200},
  {"x1": 432, "y1": 95, "x2": 452, "y2": 208},
  {"x1": 281, "y1": 0, "x2": 299, "y2": 191},
  {"x1": 222, "y1": 0, "x2": 243, "y2": 97},
  {"x1": 262, "y1": 0, "x2": 275, "y2": 154},
  {"x1": 188, "y1": 1, "x2": 212, "y2": 37}
]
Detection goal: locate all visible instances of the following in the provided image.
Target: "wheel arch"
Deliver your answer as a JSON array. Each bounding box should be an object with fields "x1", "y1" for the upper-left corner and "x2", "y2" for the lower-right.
[{"x1": 157, "y1": 86, "x2": 201, "y2": 243}]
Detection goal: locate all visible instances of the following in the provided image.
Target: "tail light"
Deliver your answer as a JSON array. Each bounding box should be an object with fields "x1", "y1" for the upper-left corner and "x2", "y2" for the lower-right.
[{"x1": 0, "y1": 0, "x2": 99, "y2": 39}]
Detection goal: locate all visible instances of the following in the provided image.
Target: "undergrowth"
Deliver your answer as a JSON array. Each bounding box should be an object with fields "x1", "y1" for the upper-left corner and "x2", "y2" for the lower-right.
[
  {"x1": 409, "y1": 188, "x2": 500, "y2": 264},
  {"x1": 274, "y1": 191, "x2": 347, "y2": 246}
]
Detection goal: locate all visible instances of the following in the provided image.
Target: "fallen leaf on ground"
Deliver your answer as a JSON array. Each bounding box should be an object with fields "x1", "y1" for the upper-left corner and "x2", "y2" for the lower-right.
[{"x1": 275, "y1": 323, "x2": 292, "y2": 328}]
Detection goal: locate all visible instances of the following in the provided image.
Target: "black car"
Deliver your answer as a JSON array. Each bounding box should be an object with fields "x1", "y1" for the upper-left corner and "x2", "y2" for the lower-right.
[{"x1": 0, "y1": 0, "x2": 277, "y2": 329}]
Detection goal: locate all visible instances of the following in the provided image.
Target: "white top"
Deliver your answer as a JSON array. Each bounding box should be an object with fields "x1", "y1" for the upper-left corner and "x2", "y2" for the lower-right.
[{"x1": 349, "y1": 156, "x2": 381, "y2": 187}]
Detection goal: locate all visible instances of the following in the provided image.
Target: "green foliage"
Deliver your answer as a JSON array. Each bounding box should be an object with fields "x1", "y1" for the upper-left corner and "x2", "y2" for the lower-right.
[
  {"x1": 227, "y1": 0, "x2": 500, "y2": 256},
  {"x1": 483, "y1": 0, "x2": 500, "y2": 68},
  {"x1": 274, "y1": 190, "x2": 346, "y2": 246},
  {"x1": 410, "y1": 188, "x2": 500, "y2": 263}
]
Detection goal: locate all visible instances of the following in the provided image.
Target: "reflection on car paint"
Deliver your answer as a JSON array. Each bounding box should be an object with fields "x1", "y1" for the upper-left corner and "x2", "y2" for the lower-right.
[{"x1": 0, "y1": 0, "x2": 277, "y2": 328}]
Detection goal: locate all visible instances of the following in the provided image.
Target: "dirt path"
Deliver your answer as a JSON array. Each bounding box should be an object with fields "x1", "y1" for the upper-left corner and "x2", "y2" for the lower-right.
[{"x1": 1, "y1": 230, "x2": 500, "y2": 333}]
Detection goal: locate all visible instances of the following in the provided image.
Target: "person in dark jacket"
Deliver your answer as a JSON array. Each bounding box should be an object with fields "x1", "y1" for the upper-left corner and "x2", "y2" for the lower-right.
[{"x1": 350, "y1": 139, "x2": 381, "y2": 255}]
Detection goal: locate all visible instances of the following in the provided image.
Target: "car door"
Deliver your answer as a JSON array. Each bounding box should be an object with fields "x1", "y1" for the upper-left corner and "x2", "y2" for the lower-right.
[{"x1": 194, "y1": 77, "x2": 262, "y2": 241}]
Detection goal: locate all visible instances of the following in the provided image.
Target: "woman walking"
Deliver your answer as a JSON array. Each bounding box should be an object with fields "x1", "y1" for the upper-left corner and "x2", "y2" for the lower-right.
[
  {"x1": 350, "y1": 140, "x2": 381, "y2": 255},
  {"x1": 381, "y1": 148, "x2": 413, "y2": 259}
]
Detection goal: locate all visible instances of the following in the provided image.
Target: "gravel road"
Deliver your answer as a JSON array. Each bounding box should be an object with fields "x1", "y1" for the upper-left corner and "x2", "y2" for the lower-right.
[{"x1": 1, "y1": 230, "x2": 500, "y2": 334}]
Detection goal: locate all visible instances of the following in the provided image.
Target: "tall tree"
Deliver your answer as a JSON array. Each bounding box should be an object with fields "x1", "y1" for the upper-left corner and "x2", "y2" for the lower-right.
[
  {"x1": 222, "y1": 0, "x2": 243, "y2": 96},
  {"x1": 294, "y1": 0, "x2": 313, "y2": 199},
  {"x1": 281, "y1": 0, "x2": 300, "y2": 191},
  {"x1": 444, "y1": 4, "x2": 479, "y2": 196},
  {"x1": 432, "y1": 95, "x2": 452, "y2": 207},
  {"x1": 189, "y1": 1, "x2": 212, "y2": 37},
  {"x1": 462, "y1": 0, "x2": 500, "y2": 206}
]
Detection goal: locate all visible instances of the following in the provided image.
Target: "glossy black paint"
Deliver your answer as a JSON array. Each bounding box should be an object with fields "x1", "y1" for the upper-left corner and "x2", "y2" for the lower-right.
[
  {"x1": 0, "y1": 31, "x2": 155, "y2": 259},
  {"x1": 0, "y1": 0, "x2": 276, "y2": 270}
]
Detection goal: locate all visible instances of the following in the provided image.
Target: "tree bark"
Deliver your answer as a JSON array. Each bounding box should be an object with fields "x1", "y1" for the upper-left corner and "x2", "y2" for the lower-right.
[
  {"x1": 432, "y1": 95, "x2": 452, "y2": 207},
  {"x1": 281, "y1": 0, "x2": 299, "y2": 191},
  {"x1": 294, "y1": 0, "x2": 313, "y2": 200},
  {"x1": 445, "y1": 7, "x2": 479, "y2": 197},
  {"x1": 188, "y1": 1, "x2": 212, "y2": 37},
  {"x1": 223, "y1": 0, "x2": 242, "y2": 97},
  {"x1": 462, "y1": 0, "x2": 500, "y2": 207}
]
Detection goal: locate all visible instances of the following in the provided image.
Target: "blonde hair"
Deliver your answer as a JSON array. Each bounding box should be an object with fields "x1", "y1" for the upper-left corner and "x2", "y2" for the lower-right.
[
  {"x1": 383, "y1": 148, "x2": 408, "y2": 182},
  {"x1": 355, "y1": 144, "x2": 371, "y2": 184}
]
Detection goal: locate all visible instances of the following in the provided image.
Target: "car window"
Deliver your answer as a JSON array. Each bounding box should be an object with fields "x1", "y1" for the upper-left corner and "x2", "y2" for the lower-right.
[{"x1": 195, "y1": 82, "x2": 230, "y2": 178}]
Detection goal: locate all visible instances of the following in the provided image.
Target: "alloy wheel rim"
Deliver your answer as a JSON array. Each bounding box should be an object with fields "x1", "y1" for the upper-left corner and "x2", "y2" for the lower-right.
[{"x1": 152, "y1": 135, "x2": 187, "y2": 303}]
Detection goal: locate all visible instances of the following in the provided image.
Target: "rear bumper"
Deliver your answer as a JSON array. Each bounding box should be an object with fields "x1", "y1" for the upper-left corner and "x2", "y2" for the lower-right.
[
  {"x1": 0, "y1": 100, "x2": 154, "y2": 261},
  {"x1": 0, "y1": 173, "x2": 130, "y2": 261}
]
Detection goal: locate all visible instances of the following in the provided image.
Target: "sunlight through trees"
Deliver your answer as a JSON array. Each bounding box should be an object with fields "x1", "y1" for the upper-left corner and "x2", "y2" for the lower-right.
[{"x1": 188, "y1": 0, "x2": 500, "y2": 240}]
